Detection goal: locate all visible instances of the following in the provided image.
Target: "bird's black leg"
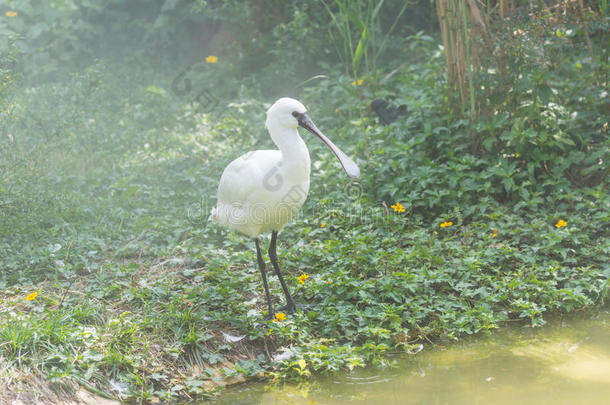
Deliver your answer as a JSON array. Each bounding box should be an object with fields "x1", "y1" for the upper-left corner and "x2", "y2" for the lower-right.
[
  {"x1": 268, "y1": 231, "x2": 298, "y2": 314},
  {"x1": 255, "y1": 238, "x2": 275, "y2": 319}
]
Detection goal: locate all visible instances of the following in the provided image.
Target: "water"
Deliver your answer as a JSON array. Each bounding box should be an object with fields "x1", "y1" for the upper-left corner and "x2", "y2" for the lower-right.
[{"x1": 209, "y1": 310, "x2": 610, "y2": 405}]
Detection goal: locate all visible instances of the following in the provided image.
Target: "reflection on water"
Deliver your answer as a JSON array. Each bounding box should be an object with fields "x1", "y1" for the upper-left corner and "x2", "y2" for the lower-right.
[{"x1": 208, "y1": 310, "x2": 610, "y2": 405}]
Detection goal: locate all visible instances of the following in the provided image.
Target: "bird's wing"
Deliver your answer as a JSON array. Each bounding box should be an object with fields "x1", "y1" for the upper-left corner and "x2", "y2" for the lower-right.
[{"x1": 216, "y1": 150, "x2": 281, "y2": 206}]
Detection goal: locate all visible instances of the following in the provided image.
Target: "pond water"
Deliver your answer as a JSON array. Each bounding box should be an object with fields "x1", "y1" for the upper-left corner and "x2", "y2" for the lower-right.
[{"x1": 208, "y1": 309, "x2": 610, "y2": 405}]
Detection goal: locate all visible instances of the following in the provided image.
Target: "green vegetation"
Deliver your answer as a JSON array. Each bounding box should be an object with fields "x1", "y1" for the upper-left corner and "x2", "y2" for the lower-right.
[{"x1": 0, "y1": 0, "x2": 608, "y2": 403}]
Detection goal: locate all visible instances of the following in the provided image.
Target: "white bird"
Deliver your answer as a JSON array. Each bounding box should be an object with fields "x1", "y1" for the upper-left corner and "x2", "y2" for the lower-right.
[{"x1": 210, "y1": 97, "x2": 359, "y2": 318}]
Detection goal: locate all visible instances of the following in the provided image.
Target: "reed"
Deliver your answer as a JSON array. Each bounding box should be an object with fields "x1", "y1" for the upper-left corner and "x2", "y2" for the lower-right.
[
  {"x1": 436, "y1": 0, "x2": 495, "y2": 112},
  {"x1": 435, "y1": 0, "x2": 604, "y2": 121}
]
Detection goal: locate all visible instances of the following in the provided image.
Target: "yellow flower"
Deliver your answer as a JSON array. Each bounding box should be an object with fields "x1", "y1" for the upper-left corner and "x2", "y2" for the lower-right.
[
  {"x1": 5, "y1": 11, "x2": 18, "y2": 17},
  {"x1": 26, "y1": 291, "x2": 37, "y2": 301},
  {"x1": 321, "y1": 222, "x2": 326, "y2": 228},
  {"x1": 334, "y1": 108, "x2": 339, "y2": 113},
  {"x1": 351, "y1": 79, "x2": 363, "y2": 86},
  {"x1": 274, "y1": 312, "x2": 286, "y2": 322},
  {"x1": 440, "y1": 221, "x2": 453, "y2": 228},
  {"x1": 555, "y1": 219, "x2": 567, "y2": 228},
  {"x1": 297, "y1": 273, "x2": 310, "y2": 285},
  {"x1": 492, "y1": 228, "x2": 498, "y2": 237},
  {"x1": 205, "y1": 55, "x2": 218, "y2": 63},
  {"x1": 390, "y1": 202, "x2": 405, "y2": 213}
]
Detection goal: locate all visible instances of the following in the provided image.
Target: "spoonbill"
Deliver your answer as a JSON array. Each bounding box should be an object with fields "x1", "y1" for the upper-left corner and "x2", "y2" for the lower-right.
[{"x1": 209, "y1": 97, "x2": 359, "y2": 318}]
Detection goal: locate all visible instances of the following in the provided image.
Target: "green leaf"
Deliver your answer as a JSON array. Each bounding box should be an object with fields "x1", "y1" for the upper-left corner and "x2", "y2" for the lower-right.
[{"x1": 352, "y1": 26, "x2": 368, "y2": 76}]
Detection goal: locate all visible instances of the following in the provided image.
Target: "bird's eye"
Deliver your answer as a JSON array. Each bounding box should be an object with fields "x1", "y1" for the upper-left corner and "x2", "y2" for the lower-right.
[{"x1": 292, "y1": 111, "x2": 306, "y2": 122}]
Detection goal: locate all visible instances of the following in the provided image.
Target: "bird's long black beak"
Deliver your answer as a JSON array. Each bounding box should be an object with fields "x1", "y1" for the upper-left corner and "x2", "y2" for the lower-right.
[{"x1": 293, "y1": 112, "x2": 360, "y2": 179}]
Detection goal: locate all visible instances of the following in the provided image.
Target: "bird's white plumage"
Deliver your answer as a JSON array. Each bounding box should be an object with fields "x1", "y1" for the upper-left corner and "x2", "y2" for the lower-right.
[
  {"x1": 210, "y1": 98, "x2": 312, "y2": 238},
  {"x1": 209, "y1": 98, "x2": 359, "y2": 317}
]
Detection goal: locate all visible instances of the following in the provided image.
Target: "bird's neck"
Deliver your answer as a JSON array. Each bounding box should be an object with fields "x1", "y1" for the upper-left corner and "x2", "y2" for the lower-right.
[{"x1": 269, "y1": 126, "x2": 311, "y2": 178}]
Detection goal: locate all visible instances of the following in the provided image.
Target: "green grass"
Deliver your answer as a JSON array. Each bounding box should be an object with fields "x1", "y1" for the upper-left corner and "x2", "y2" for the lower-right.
[{"x1": 1, "y1": 40, "x2": 609, "y2": 403}]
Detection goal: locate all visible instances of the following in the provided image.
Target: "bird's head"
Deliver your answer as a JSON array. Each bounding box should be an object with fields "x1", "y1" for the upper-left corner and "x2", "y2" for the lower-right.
[
  {"x1": 266, "y1": 97, "x2": 307, "y2": 129},
  {"x1": 265, "y1": 97, "x2": 360, "y2": 179}
]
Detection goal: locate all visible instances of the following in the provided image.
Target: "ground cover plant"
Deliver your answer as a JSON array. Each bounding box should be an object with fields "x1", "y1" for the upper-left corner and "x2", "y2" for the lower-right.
[{"x1": 0, "y1": 0, "x2": 608, "y2": 403}]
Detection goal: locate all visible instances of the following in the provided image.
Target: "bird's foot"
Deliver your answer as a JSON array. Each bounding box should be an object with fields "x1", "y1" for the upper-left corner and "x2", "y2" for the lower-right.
[
  {"x1": 278, "y1": 301, "x2": 309, "y2": 314},
  {"x1": 264, "y1": 310, "x2": 277, "y2": 321},
  {"x1": 252, "y1": 312, "x2": 277, "y2": 328}
]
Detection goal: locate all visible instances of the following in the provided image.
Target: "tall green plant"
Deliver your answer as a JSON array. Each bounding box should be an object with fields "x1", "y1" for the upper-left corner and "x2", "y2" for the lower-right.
[{"x1": 321, "y1": 0, "x2": 409, "y2": 78}]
